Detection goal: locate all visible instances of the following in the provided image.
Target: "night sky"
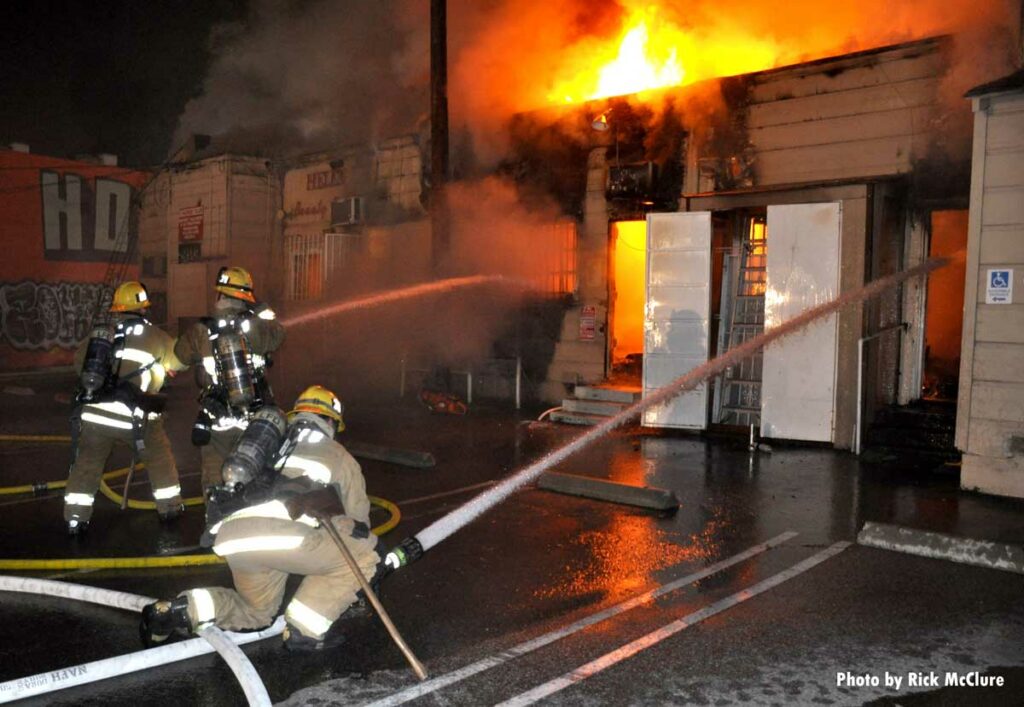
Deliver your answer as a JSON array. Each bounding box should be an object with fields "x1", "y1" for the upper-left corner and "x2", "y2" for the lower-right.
[{"x1": 0, "y1": 0, "x2": 246, "y2": 167}]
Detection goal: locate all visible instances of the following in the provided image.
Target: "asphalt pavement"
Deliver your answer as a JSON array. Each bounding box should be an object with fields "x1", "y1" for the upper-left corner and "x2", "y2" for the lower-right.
[{"x1": 0, "y1": 373, "x2": 1021, "y2": 706}]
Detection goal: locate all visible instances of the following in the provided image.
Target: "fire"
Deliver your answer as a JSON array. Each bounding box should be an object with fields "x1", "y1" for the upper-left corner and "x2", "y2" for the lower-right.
[{"x1": 549, "y1": 7, "x2": 783, "y2": 104}]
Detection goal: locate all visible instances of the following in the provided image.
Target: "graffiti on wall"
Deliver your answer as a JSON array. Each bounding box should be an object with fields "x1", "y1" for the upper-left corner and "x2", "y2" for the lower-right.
[{"x1": 0, "y1": 281, "x2": 111, "y2": 350}]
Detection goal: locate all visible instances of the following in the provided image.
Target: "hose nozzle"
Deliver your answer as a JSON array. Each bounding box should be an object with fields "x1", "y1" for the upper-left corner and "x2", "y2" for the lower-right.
[{"x1": 384, "y1": 537, "x2": 424, "y2": 572}]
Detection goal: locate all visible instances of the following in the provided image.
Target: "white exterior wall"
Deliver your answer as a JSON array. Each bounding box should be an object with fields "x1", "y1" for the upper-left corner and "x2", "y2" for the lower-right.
[
  {"x1": 746, "y1": 41, "x2": 943, "y2": 185},
  {"x1": 138, "y1": 156, "x2": 278, "y2": 330},
  {"x1": 957, "y1": 87, "x2": 1024, "y2": 498}
]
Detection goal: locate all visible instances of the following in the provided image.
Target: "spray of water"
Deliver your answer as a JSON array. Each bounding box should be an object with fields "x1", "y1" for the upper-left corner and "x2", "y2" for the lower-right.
[
  {"x1": 280, "y1": 275, "x2": 512, "y2": 328},
  {"x1": 414, "y1": 256, "x2": 950, "y2": 552}
]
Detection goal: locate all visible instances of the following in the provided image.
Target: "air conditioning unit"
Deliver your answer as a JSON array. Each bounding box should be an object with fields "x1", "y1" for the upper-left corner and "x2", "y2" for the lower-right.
[
  {"x1": 331, "y1": 196, "x2": 364, "y2": 226},
  {"x1": 606, "y1": 162, "x2": 657, "y2": 199}
]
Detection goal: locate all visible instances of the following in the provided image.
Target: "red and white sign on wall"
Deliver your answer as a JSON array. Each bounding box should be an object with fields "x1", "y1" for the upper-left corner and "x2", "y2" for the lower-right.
[
  {"x1": 178, "y1": 205, "x2": 204, "y2": 242},
  {"x1": 579, "y1": 305, "x2": 597, "y2": 340}
]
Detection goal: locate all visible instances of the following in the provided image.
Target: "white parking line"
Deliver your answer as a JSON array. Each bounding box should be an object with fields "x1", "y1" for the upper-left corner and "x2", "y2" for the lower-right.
[
  {"x1": 365, "y1": 531, "x2": 799, "y2": 707},
  {"x1": 497, "y1": 541, "x2": 852, "y2": 707}
]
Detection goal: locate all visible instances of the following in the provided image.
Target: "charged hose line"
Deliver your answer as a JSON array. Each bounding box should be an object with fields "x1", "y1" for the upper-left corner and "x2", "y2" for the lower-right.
[{"x1": 0, "y1": 574, "x2": 282, "y2": 705}]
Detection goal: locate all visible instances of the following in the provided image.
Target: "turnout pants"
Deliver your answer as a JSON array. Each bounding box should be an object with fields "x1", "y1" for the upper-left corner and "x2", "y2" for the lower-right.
[
  {"x1": 64, "y1": 415, "x2": 183, "y2": 523},
  {"x1": 184, "y1": 515, "x2": 380, "y2": 640},
  {"x1": 200, "y1": 426, "x2": 245, "y2": 491}
]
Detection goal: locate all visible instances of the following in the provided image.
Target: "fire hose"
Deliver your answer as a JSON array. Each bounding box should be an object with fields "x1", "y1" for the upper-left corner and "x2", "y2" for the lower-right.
[
  {"x1": 0, "y1": 463, "x2": 402, "y2": 570},
  {"x1": 0, "y1": 574, "x2": 277, "y2": 706}
]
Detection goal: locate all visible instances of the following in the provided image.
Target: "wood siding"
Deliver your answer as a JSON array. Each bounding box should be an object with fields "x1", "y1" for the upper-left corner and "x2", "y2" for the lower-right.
[
  {"x1": 958, "y1": 89, "x2": 1024, "y2": 498},
  {"x1": 745, "y1": 43, "x2": 944, "y2": 186}
]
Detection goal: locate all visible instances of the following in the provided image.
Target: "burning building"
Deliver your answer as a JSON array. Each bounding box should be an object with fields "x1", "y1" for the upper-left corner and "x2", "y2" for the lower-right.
[{"x1": 503, "y1": 30, "x2": 1020, "y2": 464}]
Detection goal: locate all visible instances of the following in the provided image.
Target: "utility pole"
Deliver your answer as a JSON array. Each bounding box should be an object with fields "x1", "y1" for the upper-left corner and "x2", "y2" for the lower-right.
[{"x1": 430, "y1": 0, "x2": 450, "y2": 275}]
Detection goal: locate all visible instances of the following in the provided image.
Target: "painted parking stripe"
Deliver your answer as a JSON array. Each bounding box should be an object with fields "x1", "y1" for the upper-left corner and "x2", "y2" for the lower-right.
[
  {"x1": 366, "y1": 531, "x2": 799, "y2": 707},
  {"x1": 497, "y1": 541, "x2": 851, "y2": 707}
]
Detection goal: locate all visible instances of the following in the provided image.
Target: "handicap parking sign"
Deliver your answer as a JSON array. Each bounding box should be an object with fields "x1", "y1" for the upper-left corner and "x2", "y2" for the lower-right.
[{"x1": 986, "y1": 268, "x2": 1013, "y2": 304}]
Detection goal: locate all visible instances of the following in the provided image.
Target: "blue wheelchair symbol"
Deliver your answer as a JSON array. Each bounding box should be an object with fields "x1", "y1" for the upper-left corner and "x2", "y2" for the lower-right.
[{"x1": 991, "y1": 271, "x2": 1009, "y2": 289}]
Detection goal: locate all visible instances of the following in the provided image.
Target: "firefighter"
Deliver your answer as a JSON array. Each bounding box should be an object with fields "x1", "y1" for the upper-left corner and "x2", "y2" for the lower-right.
[
  {"x1": 140, "y1": 385, "x2": 381, "y2": 651},
  {"x1": 174, "y1": 266, "x2": 285, "y2": 493},
  {"x1": 64, "y1": 281, "x2": 187, "y2": 534}
]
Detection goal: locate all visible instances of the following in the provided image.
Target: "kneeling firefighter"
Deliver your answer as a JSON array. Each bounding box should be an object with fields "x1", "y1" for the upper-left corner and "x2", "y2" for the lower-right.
[
  {"x1": 174, "y1": 266, "x2": 285, "y2": 493},
  {"x1": 64, "y1": 281, "x2": 188, "y2": 534},
  {"x1": 140, "y1": 385, "x2": 381, "y2": 651}
]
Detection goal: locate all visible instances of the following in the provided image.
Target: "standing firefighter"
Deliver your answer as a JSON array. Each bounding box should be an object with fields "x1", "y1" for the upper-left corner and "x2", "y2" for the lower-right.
[
  {"x1": 64, "y1": 281, "x2": 187, "y2": 534},
  {"x1": 174, "y1": 266, "x2": 284, "y2": 493},
  {"x1": 140, "y1": 385, "x2": 381, "y2": 651}
]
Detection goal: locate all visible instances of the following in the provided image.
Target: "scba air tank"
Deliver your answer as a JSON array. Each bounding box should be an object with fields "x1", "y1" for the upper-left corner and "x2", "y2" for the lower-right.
[
  {"x1": 79, "y1": 325, "x2": 115, "y2": 399},
  {"x1": 220, "y1": 406, "x2": 287, "y2": 490},
  {"x1": 213, "y1": 329, "x2": 256, "y2": 411}
]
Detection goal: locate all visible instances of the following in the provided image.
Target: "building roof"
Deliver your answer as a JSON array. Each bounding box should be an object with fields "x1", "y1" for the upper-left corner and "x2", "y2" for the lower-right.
[{"x1": 965, "y1": 68, "x2": 1024, "y2": 98}]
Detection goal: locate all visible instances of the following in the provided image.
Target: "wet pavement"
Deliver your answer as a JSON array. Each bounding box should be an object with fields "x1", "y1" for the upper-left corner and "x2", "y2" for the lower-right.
[{"x1": 0, "y1": 372, "x2": 1022, "y2": 706}]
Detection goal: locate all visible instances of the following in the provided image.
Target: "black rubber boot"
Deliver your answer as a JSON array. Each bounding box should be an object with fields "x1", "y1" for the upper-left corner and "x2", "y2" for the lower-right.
[
  {"x1": 140, "y1": 596, "x2": 192, "y2": 647},
  {"x1": 158, "y1": 503, "x2": 186, "y2": 523},
  {"x1": 282, "y1": 623, "x2": 346, "y2": 653}
]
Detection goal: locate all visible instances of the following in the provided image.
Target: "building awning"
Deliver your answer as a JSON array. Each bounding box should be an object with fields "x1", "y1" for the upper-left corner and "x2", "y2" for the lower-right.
[{"x1": 965, "y1": 68, "x2": 1024, "y2": 98}]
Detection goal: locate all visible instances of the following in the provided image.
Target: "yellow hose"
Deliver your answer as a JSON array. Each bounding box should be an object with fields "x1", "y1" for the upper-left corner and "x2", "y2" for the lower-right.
[
  {"x1": 368, "y1": 495, "x2": 401, "y2": 536},
  {"x1": 0, "y1": 496, "x2": 400, "y2": 571},
  {"x1": 0, "y1": 434, "x2": 72, "y2": 443},
  {"x1": 0, "y1": 554, "x2": 225, "y2": 570},
  {"x1": 0, "y1": 433, "x2": 402, "y2": 570},
  {"x1": 98, "y1": 475, "x2": 205, "y2": 509},
  {"x1": 0, "y1": 467, "x2": 132, "y2": 496}
]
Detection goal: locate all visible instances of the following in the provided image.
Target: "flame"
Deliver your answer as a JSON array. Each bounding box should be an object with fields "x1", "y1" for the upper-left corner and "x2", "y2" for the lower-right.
[{"x1": 549, "y1": 7, "x2": 784, "y2": 104}]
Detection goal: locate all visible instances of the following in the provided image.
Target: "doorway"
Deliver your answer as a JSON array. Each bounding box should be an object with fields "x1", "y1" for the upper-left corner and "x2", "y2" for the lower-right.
[
  {"x1": 609, "y1": 220, "x2": 646, "y2": 381},
  {"x1": 923, "y1": 210, "x2": 968, "y2": 400},
  {"x1": 712, "y1": 210, "x2": 767, "y2": 427}
]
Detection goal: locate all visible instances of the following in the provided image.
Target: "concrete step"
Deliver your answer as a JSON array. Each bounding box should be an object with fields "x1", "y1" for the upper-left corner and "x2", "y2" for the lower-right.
[
  {"x1": 549, "y1": 410, "x2": 608, "y2": 426},
  {"x1": 562, "y1": 398, "x2": 629, "y2": 416},
  {"x1": 574, "y1": 384, "x2": 641, "y2": 404}
]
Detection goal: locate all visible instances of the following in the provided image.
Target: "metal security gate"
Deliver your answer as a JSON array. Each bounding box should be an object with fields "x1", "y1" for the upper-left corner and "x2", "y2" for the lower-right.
[
  {"x1": 284, "y1": 232, "x2": 362, "y2": 301},
  {"x1": 642, "y1": 212, "x2": 713, "y2": 429}
]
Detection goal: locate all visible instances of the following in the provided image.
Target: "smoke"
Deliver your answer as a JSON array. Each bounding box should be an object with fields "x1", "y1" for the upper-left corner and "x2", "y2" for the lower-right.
[
  {"x1": 174, "y1": 0, "x2": 430, "y2": 156},
  {"x1": 273, "y1": 176, "x2": 569, "y2": 404},
  {"x1": 177, "y1": 0, "x2": 1019, "y2": 162}
]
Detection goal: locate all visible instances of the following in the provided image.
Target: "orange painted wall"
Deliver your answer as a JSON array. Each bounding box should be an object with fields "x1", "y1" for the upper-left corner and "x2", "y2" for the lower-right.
[{"x1": 0, "y1": 150, "x2": 149, "y2": 370}]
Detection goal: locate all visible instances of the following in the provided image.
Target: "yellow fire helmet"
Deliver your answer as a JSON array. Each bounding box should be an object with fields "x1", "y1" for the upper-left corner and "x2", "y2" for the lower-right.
[
  {"x1": 215, "y1": 266, "x2": 255, "y2": 303},
  {"x1": 109, "y1": 281, "x2": 151, "y2": 313},
  {"x1": 290, "y1": 384, "x2": 345, "y2": 430}
]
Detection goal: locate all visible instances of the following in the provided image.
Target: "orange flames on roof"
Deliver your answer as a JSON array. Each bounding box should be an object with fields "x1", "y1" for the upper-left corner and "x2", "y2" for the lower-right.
[{"x1": 548, "y1": 8, "x2": 786, "y2": 104}]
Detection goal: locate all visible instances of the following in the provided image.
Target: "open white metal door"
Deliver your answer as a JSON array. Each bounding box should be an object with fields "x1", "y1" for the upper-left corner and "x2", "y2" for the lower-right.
[
  {"x1": 642, "y1": 212, "x2": 712, "y2": 429},
  {"x1": 760, "y1": 202, "x2": 841, "y2": 442}
]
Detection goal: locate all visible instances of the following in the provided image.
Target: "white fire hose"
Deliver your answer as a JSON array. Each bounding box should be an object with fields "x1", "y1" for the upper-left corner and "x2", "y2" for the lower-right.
[{"x1": 0, "y1": 574, "x2": 278, "y2": 706}]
